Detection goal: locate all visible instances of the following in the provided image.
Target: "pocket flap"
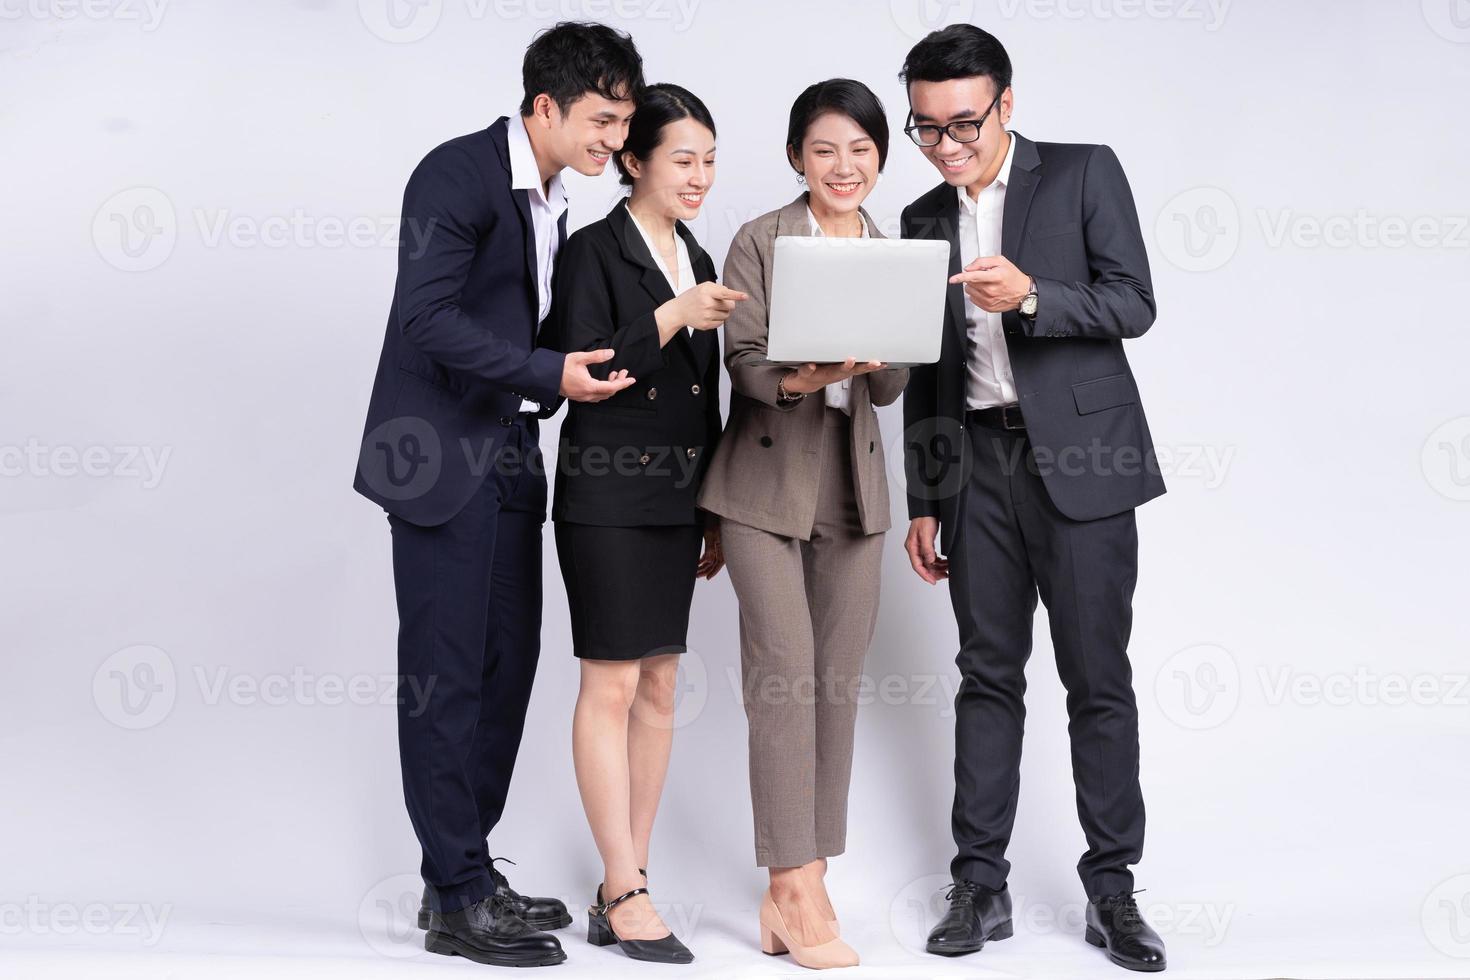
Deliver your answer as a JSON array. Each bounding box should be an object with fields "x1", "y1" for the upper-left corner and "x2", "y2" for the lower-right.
[{"x1": 1072, "y1": 373, "x2": 1137, "y2": 415}]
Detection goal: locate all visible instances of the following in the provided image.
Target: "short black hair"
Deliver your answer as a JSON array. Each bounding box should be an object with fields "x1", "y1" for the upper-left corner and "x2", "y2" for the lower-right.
[
  {"x1": 899, "y1": 24, "x2": 1012, "y2": 100},
  {"x1": 519, "y1": 21, "x2": 643, "y2": 117},
  {"x1": 785, "y1": 78, "x2": 890, "y2": 173},
  {"x1": 613, "y1": 83, "x2": 716, "y2": 187}
]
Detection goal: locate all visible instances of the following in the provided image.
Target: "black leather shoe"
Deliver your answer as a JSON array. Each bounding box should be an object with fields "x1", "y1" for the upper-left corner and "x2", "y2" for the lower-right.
[
  {"x1": 419, "y1": 858, "x2": 572, "y2": 931},
  {"x1": 424, "y1": 895, "x2": 566, "y2": 967},
  {"x1": 1086, "y1": 891, "x2": 1167, "y2": 972},
  {"x1": 925, "y1": 880, "x2": 1014, "y2": 957},
  {"x1": 587, "y1": 883, "x2": 694, "y2": 963}
]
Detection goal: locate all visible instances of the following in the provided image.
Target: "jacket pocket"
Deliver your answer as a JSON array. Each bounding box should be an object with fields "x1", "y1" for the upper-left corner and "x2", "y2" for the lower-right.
[{"x1": 1071, "y1": 373, "x2": 1137, "y2": 415}]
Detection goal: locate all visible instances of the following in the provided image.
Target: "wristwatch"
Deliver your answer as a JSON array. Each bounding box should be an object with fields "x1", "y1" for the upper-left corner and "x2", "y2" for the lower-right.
[{"x1": 1020, "y1": 276, "x2": 1039, "y2": 319}]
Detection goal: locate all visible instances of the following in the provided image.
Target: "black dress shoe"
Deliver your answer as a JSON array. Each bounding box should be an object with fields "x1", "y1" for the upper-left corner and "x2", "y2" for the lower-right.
[
  {"x1": 925, "y1": 880, "x2": 1014, "y2": 957},
  {"x1": 424, "y1": 895, "x2": 566, "y2": 967},
  {"x1": 419, "y1": 858, "x2": 572, "y2": 931},
  {"x1": 1086, "y1": 891, "x2": 1167, "y2": 972},
  {"x1": 587, "y1": 883, "x2": 694, "y2": 963}
]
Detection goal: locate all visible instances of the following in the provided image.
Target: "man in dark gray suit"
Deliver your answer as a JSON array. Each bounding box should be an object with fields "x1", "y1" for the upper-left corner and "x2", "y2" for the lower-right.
[{"x1": 898, "y1": 25, "x2": 1168, "y2": 973}]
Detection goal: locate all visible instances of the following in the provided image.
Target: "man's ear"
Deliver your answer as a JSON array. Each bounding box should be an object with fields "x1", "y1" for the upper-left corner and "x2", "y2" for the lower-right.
[{"x1": 528, "y1": 92, "x2": 556, "y2": 128}]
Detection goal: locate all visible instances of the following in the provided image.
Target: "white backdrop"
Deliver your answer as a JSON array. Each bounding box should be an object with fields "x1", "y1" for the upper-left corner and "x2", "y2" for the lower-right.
[{"x1": 4, "y1": 1, "x2": 1469, "y2": 977}]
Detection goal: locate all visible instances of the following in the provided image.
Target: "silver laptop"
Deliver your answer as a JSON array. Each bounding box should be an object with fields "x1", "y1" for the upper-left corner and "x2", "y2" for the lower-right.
[{"x1": 765, "y1": 236, "x2": 950, "y2": 367}]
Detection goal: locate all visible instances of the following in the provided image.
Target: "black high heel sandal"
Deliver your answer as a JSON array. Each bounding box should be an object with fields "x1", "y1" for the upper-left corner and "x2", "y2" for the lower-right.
[{"x1": 587, "y1": 883, "x2": 694, "y2": 963}]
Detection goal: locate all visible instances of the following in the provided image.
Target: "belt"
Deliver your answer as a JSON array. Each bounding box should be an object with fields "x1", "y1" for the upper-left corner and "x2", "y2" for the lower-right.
[{"x1": 966, "y1": 404, "x2": 1026, "y2": 431}]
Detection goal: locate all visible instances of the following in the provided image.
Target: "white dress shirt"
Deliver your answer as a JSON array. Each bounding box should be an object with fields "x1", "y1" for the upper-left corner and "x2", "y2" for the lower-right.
[
  {"x1": 957, "y1": 131, "x2": 1020, "y2": 410},
  {"x1": 626, "y1": 201, "x2": 696, "y2": 336},
  {"x1": 805, "y1": 206, "x2": 869, "y2": 414},
  {"x1": 506, "y1": 112, "x2": 569, "y2": 412}
]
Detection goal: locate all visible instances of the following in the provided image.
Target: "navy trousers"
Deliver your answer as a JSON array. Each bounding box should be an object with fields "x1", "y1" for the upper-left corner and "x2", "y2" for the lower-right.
[
  {"x1": 387, "y1": 417, "x2": 546, "y2": 913},
  {"x1": 947, "y1": 424, "x2": 1145, "y2": 899}
]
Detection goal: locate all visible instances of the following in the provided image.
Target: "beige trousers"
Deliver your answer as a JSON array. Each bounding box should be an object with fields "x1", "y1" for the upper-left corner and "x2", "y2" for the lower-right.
[{"x1": 720, "y1": 407, "x2": 886, "y2": 868}]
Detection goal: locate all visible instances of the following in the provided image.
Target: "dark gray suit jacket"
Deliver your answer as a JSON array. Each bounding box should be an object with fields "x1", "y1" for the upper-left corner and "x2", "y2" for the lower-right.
[{"x1": 901, "y1": 132, "x2": 1165, "y2": 552}]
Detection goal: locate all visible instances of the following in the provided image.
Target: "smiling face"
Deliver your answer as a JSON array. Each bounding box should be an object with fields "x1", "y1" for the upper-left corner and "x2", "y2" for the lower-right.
[
  {"x1": 789, "y1": 111, "x2": 879, "y2": 216},
  {"x1": 907, "y1": 76, "x2": 1012, "y2": 193},
  {"x1": 623, "y1": 116, "x2": 716, "y2": 222},
  {"x1": 529, "y1": 90, "x2": 637, "y2": 177}
]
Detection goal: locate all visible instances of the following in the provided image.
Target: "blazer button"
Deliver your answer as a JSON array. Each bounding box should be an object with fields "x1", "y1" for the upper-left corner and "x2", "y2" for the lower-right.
[
  {"x1": 759, "y1": 436, "x2": 773, "y2": 448},
  {"x1": 690, "y1": 384, "x2": 701, "y2": 395},
  {"x1": 869, "y1": 441, "x2": 875, "y2": 453},
  {"x1": 686, "y1": 447, "x2": 697, "y2": 459},
  {"x1": 647, "y1": 387, "x2": 658, "y2": 400},
  {"x1": 639, "y1": 452, "x2": 652, "y2": 465}
]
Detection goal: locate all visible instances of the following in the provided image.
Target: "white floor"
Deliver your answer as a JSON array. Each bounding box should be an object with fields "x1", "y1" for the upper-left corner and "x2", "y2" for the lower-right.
[{"x1": 1, "y1": 898, "x2": 1459, "y2": 979}]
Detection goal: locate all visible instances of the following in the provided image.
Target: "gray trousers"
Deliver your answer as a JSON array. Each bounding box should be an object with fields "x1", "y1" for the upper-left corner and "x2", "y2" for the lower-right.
[{"x1": 720, "y1": 408, "x2": 885, "y2": 868}]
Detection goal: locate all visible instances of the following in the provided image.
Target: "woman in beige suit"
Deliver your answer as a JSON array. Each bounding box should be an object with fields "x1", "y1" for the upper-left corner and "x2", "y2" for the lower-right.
[{"x1": 697, "y1": 78, "x2": 908, "y2": 970}]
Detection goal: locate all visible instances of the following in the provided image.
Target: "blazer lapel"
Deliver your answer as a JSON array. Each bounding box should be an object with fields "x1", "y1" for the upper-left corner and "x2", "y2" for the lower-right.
[
  {"x1": 1000, "y1": 131, "x2": 1042, "y2": 260},
  {"x1": 931, "y1": 188, "x2": 968, "y2": 356}
]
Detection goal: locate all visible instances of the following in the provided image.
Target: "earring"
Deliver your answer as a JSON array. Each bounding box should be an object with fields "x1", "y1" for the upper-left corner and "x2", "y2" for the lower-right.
[{"x1": 795, "y1": 172, "x2": 806, "y2": 185}]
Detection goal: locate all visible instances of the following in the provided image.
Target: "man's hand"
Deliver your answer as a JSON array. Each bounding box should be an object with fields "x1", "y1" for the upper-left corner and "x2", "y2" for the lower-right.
[
  {"x1": 949, "y1": 255, "x2": 1030, "y2": 313},
  {"x1": 560, "y1": 349, "x2": 636, "y2": 402},
  {"x1": 784, "y1": 357, "x2": 886, "y2": 395},
  {"x1": 656, "y1": 282, "x2": 748, "y2": 341},
  {"x1": 904, "y1": 516, "x2": 949, "y2": 584}
]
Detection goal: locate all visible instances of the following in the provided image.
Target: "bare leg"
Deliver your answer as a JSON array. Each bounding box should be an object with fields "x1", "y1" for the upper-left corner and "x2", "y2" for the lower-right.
[
  {"x1": 805, "y1": 857, "x2": 835, "y2": 922},
  {"x1": 628, "y1": 653, "x2": 679, "y2": 873},
  {"x1": 769, "y1": 866, "x2": 836, "y2": 947},
  {"x1": 572, "y1": 659, "x2": 671, "y2": 940}
]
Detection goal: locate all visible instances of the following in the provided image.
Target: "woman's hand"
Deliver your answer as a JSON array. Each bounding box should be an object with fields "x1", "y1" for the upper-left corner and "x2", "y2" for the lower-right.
[
  {"x1": 696, "y1": 523, "x2": 724, "y2": 580},
  {"x1": 655, "y1": 282, "x2": 748, "y2": 343},
  {"x1": 783, "y1": 357, "x2": 887, "y2": 395}
]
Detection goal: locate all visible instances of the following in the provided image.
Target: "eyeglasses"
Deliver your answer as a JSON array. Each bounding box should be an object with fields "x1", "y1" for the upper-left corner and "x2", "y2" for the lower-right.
[{"x1": 904, "y1": 91, "x2": 1004, "y2": 148}]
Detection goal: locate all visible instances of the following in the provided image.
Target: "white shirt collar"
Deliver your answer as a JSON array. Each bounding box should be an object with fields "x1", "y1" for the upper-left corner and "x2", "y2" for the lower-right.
[
  {"x1": 957, "y1": 130, "x2": 1016, "y2": 213},
  {"x1": 506, "y1": 113, "x2": 566, "y2": 210}
]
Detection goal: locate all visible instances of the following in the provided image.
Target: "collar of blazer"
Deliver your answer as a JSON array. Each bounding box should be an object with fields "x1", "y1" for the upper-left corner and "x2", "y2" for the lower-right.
[
  {"x1": 606, "y1": 197, "x2": 718, "y2": 377},
  {"x1": 774, "y1": 191, "x2": 883, "y2": 240},
  {"x1": 909, "y1": 131, "x2": 1041, "y2": 353},
  {"x1": 489, "y1": 116, "x2": 568, "y2": 320}
]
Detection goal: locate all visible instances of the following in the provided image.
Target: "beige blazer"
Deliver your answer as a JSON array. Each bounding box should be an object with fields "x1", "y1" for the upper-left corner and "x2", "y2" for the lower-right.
[{"x1": 697, "y1": 194, "x2": 909, "y2": 540}]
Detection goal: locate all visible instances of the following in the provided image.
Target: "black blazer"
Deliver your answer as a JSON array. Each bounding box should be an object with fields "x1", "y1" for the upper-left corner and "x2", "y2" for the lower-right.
[
  {"x1": 353, "y1": 117, "x2": 567, "y2": 527},
  {"x1": 546, "y1": 200, "x2": 722, "y2": 527},
  {"x1": 902, "y1": 132, "x2": 1166, "y2": 552}
]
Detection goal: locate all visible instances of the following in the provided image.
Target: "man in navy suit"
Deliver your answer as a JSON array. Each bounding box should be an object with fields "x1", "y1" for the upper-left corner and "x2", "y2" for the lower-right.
[
  {"x1": 898, "y1": 26, "x2": 1169, "y2": 973},
  {"x1": 354, "y1": 22, "x2": 642, "y2": 967}
]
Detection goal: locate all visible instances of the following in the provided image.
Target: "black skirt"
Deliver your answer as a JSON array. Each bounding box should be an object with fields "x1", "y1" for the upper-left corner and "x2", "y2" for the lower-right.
[{"x1": 554, "y1": 522, "x2": 703, "y2": 661}]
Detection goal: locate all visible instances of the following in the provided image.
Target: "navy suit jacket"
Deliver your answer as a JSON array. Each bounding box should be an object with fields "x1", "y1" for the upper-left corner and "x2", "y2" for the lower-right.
[
  {"x1": 901, "y1": 133, "x2": 1166, "y2": 553},
  {"x1": 354, "y1": 118, "x2": 568, "y2": 526}
]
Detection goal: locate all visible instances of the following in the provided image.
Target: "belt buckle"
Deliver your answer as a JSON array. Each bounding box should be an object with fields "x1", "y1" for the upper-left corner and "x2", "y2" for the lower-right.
[{"x1": 1001, "y1": 404, "x2": 1024, "y2": 430}]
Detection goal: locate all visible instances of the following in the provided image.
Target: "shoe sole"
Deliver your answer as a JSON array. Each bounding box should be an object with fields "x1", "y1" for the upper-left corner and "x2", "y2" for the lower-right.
[
  {"x1": 425, "y1": 931, "x2": 567, "y2": 967},
  {"x1": 925, "y1": 919, "x2": 1014, "y2": 957},
  {"x1": 420, "y1": 910, "x2": 573, "y2": 931},
  {"x1": 1085, "y1": 925, "x2": 1166, "y2": 972}
]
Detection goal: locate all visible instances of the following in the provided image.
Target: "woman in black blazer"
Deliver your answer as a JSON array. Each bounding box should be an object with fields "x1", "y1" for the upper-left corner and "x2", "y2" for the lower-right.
[{"x1": 547, "y1": 84, "x2": 746, "y2": 965}]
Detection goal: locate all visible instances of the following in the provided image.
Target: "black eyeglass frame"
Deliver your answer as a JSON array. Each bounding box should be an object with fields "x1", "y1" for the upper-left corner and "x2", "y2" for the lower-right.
[{"x1": 903, "y1": 91, "x2": 1005, "y2": 147}]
